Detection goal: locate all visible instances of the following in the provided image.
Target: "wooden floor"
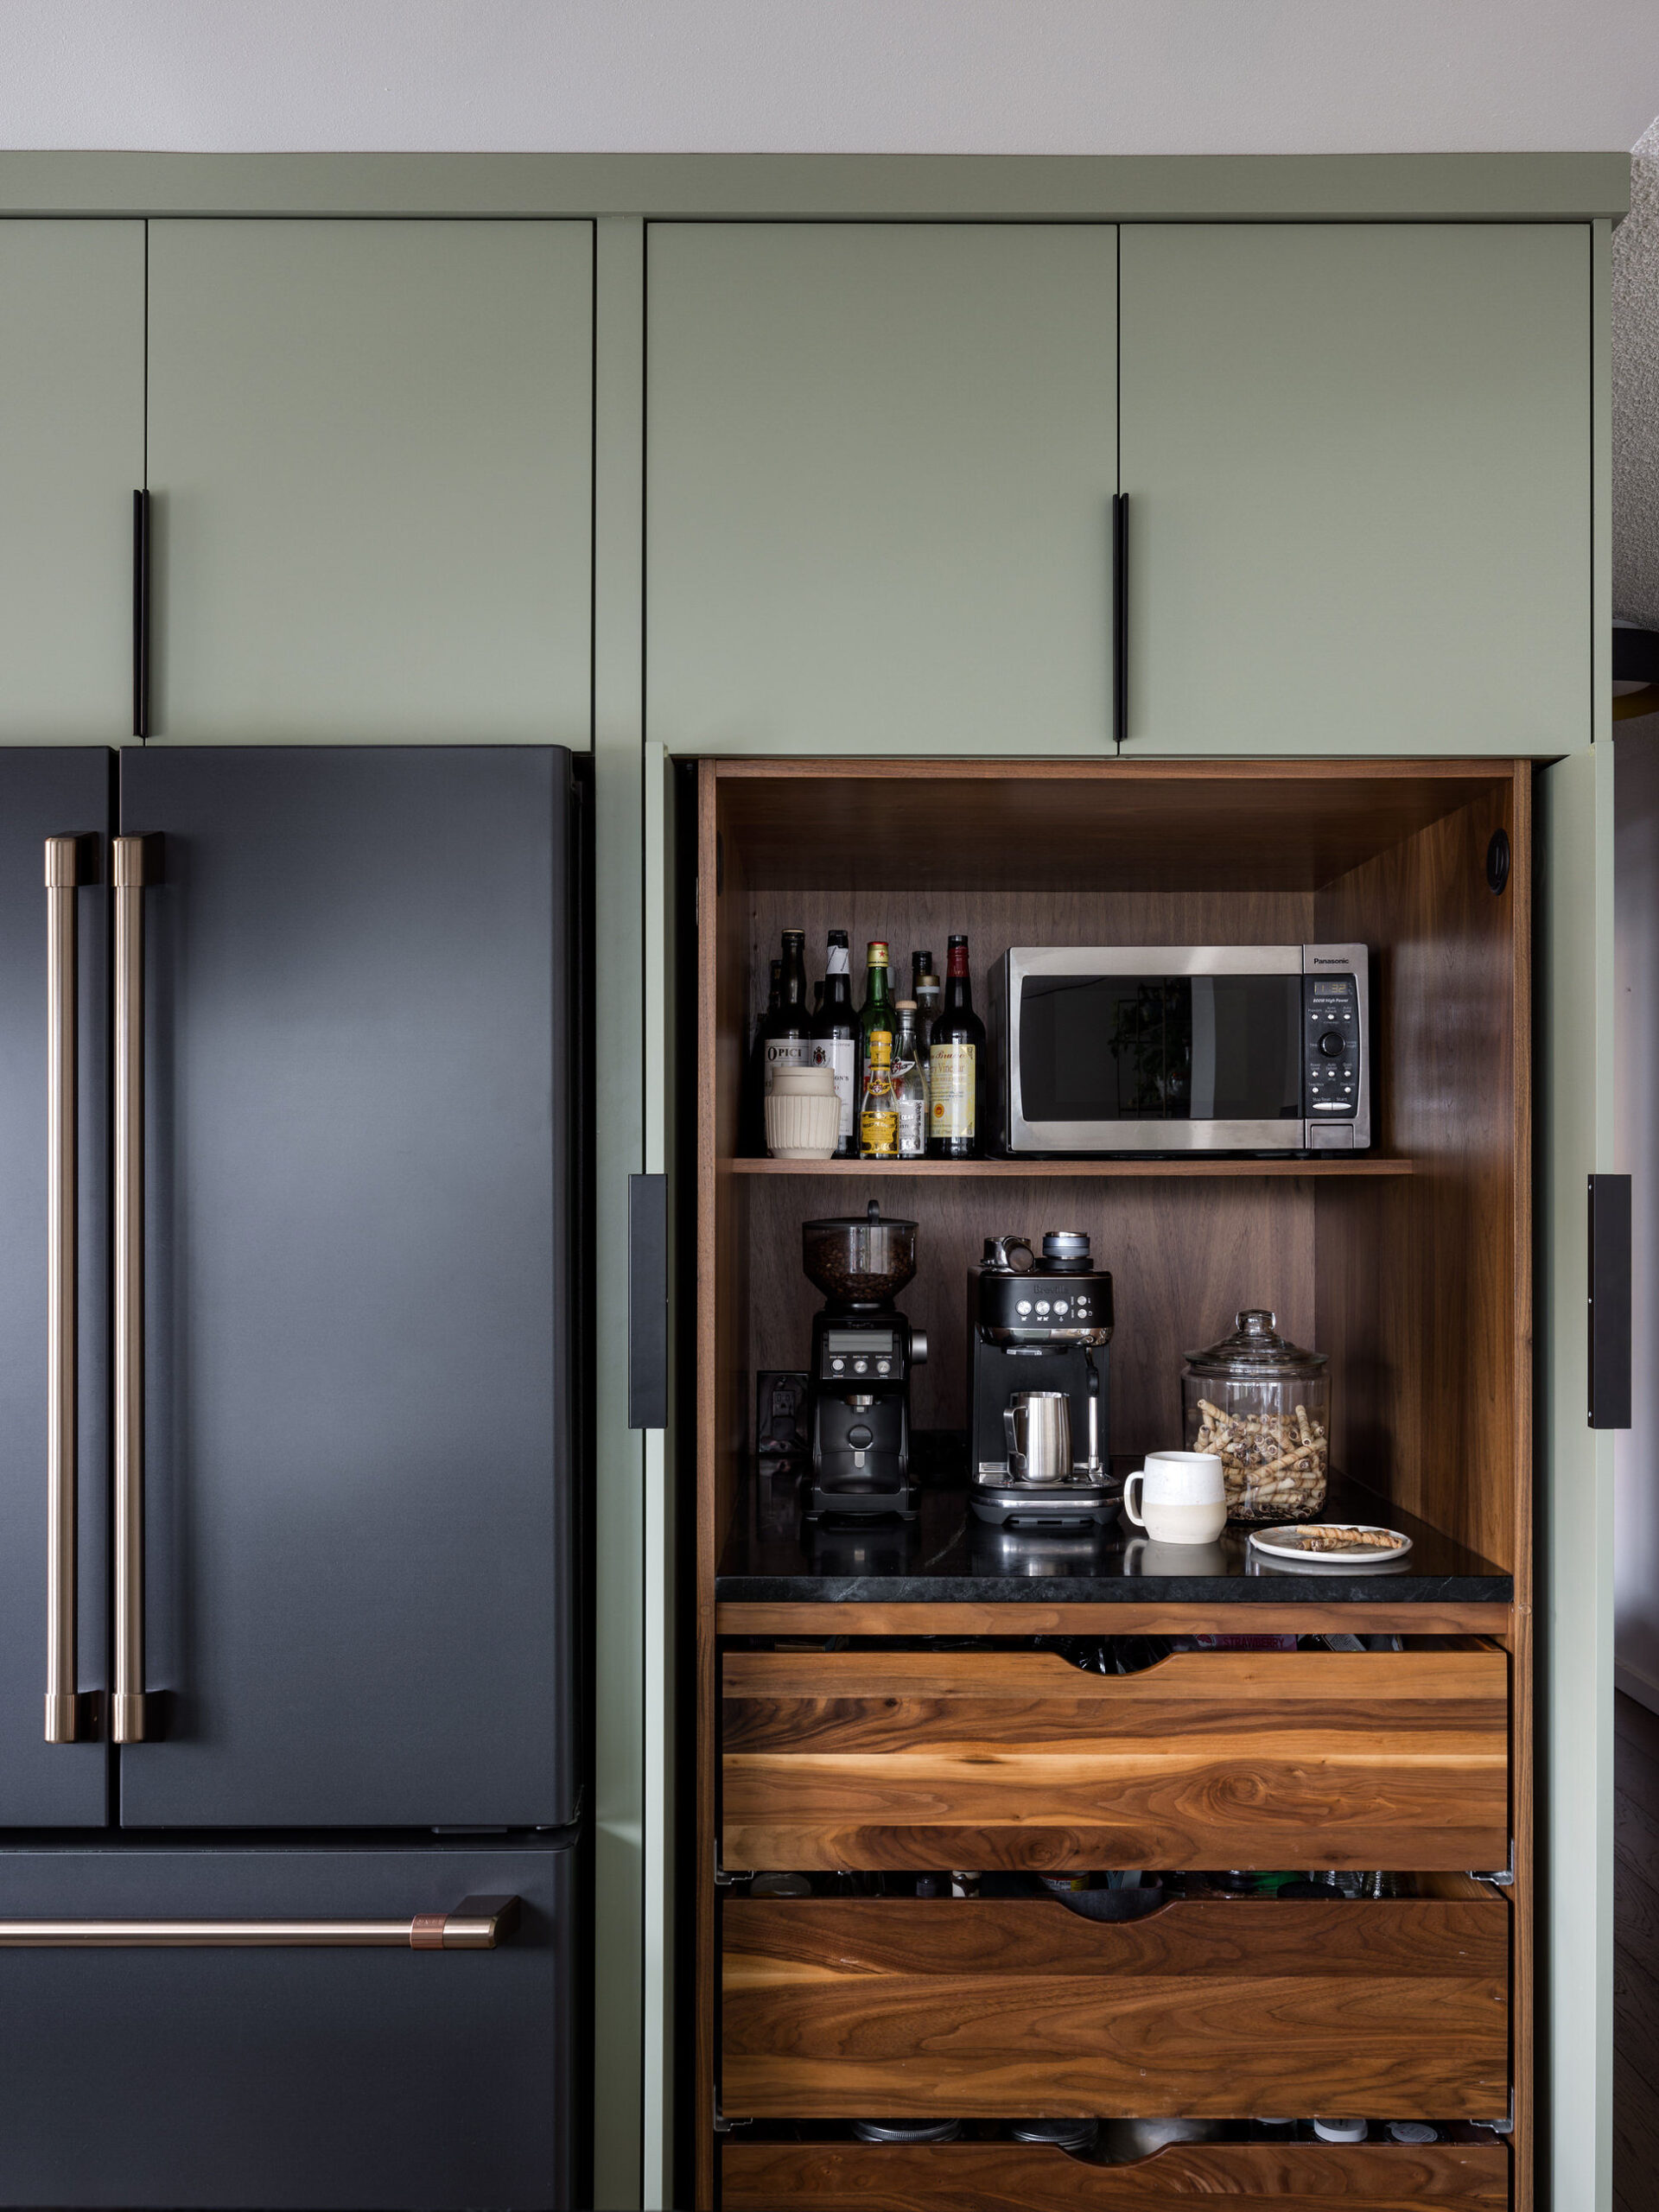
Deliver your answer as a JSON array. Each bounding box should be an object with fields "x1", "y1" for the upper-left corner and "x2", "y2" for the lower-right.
[{"x1": 1616, "y1": 1690, "x2": 1659, "y2": 2210}]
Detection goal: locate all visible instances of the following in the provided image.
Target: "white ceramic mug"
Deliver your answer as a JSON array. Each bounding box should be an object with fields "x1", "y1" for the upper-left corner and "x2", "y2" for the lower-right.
[{"x1": 1122, "y1": 1450, "x2": 1227, "y2": 1545}]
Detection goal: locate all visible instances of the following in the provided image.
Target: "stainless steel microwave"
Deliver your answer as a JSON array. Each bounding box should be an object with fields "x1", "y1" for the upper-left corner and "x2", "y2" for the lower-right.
[{"x1": 991, "y1": 945, "x2": 1370, "y2": 1155}]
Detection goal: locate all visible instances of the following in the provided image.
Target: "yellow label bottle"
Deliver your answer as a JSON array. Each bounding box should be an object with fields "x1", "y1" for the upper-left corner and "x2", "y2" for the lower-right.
[{"x1": 860, "y1": 1028, "x2": 899, "y2": 1158}]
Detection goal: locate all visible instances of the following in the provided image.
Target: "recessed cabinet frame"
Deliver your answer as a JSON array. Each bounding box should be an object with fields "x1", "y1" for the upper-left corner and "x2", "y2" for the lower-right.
[{"x1": 688, "y1": 755, "x2": 1534, "y2": 2208}]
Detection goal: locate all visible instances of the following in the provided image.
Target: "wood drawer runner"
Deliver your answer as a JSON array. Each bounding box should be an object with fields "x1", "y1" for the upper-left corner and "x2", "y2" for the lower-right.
[
  {"x1": 721, "y1": 2137, "x2": 1510, "y2": 2209},
  {"x1": 721, "y1": 1645, "x2": 1510, "y2": 1872},
  {"x1": 721, "y1": 1896, "x2": 1510, "y2": 2120}
]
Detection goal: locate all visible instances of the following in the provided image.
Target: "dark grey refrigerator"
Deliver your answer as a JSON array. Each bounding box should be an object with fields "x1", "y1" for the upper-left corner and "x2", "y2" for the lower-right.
[{"x1": 0, "y1": 746, "x2": 586, "y2": 2210}]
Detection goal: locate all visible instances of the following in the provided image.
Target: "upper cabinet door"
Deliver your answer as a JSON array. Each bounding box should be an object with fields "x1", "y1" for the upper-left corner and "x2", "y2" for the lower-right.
[
  {"x1": 146, "y1": 221, "x2": 593, "y2": 745},
  {"x1": 0, "y1": 222, "x2": 144, "y2": 741},
  {"x1": 646, "y1": 224, "x2": 1118, "y2": 756},
  {"x1": 1119, "y1": 224, "x2": 1591, "y2": 755}
]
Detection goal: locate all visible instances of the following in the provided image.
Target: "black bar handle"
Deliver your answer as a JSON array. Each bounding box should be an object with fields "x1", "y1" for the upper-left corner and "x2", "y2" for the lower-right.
[
  {"x1": 131, "y1": 490, "x2": 150, "y2": 741},
  {"x1": 1588, "y1": 1173, "x2": 1632, "y2": 1429},
  {"x1": 628, "y1": 1173, "x2": 668, "y2": 1430},
  {"x1": 1111, "y1": 493, "x2": 1128, "y2": 749}
]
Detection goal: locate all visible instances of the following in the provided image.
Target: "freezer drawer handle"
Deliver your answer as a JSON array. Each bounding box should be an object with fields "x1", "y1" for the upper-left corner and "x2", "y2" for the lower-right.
[
  {"x1": 0, "y1": 1893, "x2": 521, "y2": 1949},
  {"x1": 112, "y1": 835, "x2": 162, "y2": 1745},
  {"x1": 44, "y1": 836, "x2": 96, "y2": 1745},
  {"x1": 1110, "y1": 492, "x2": 1128, "y2": 748}
]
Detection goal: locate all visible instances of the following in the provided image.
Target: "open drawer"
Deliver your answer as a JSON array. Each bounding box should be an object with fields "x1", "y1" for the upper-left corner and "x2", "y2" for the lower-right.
[
  {"x1": 721, "y1": 1892, "x2": 1510, "y2": 2121},
  {"x1": 721, "y1": 2136, "x2": 1510, "y2": 2209},
  {"x1": 721, "y1": 1644, "x2": 1510, "y2": 1872}
]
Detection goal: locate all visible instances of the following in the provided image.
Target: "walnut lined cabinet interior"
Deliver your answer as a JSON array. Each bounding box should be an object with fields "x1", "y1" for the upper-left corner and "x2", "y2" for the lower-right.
[{"x1": 690, "y1": 760, "x2": 1531, "y2": 2210}]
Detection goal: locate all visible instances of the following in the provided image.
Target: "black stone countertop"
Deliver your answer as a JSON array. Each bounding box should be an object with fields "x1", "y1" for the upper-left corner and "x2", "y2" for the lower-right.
[{"x1": 717, "y1": 1444, "x2": 1513, "y2": 1606}]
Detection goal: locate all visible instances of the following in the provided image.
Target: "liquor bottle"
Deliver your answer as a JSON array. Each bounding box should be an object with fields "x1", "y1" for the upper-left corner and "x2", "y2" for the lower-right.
[
  {"x1": 810, "y1": 978, "x2": 825, "y2": 1020},
  {"x1": 928, "y1": 934, "x2": 986, "y2": 1159},
  {"x1": 810, "y1": 929, "x2": 859, "y2": 1159},
  {"x1": 741, "y1": 957, "x2": 783, "y2": 1156},
  {"x1": 911, "y1": 951, "x2": 941, "y2": 1127},
  {"x1": 763, "y1": 929, "x2": 812, "y2": 1101},
  {"x1": 893, "y1": 1001, "x2": 927, "y2": 1160},
  {"x1": 858, "y1": 941, "x2": 899, "y2": 1160}
]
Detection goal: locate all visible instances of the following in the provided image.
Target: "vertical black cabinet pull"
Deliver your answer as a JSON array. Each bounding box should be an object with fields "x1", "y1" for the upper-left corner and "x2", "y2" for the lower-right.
[
  {"x1": 131, "y1": 490, "x2": 150, "y2": 741},
  {"x1": 1111, "y1": 493, "x2": 1128, "y2": 749},
  {"x1": 1588, "y1": 1173, "x2": 1632, "y2": 1429},
  {"x1": 628, "y1": 1173, "x2": 668, "y2": 1430}
]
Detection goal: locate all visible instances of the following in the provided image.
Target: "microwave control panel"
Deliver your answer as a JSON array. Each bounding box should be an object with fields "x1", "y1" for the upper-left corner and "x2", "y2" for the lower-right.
[{"x1": 1303, "y1": 974, "x2": 1360, "y2": 1122}]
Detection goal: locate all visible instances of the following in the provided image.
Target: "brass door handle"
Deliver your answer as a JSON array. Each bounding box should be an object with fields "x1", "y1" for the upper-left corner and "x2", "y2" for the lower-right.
[
  {"x1": 44, "y1": 837, "x2": 86, "y2": 1745},
  {"x1": 0, "y1": 1893, "x2": 521, "y2": 1948},
  {"x1": 111, "y1": 834, "x2": 158, "y2": 1745}
]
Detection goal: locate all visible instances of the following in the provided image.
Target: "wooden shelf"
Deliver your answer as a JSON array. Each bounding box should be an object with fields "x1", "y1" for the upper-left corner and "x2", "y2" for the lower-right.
[{"x1": 724, "y1": 1154, "x2": 1415, "y2": 1179}]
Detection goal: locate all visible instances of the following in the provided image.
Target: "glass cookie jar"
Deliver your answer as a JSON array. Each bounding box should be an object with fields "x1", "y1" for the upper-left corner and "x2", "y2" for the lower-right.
[{"x1": 1182, "y1": 1309, "x2": 1330, "y2": 1523}]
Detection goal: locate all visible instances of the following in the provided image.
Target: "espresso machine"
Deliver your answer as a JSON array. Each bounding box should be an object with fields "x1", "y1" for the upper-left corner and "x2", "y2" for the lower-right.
[
  {"x1": 804, "y1": 1201, "x2": 928, "y2": 1520},
  {"x1": 967, "y1": 1230, "x2": 1118, "y2": 1528}
]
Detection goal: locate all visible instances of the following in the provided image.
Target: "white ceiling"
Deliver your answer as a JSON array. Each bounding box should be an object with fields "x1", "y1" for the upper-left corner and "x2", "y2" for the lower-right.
[{"x1": 0, "y1": 0, "x2": 1656, "y2": 156}]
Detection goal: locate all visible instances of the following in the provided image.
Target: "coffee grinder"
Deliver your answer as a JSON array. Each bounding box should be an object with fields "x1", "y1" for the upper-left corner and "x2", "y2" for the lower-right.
[
  {"x1": 968, "y1": 1230, "x2": 1118, "y2": 1528},
  {"x1": 804, "y1": 1200, "x2": 928, "y2": 1520}
]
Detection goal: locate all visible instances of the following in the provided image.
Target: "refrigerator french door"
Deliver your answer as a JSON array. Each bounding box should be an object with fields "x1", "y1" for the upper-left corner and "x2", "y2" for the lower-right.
[{"x1": 0, "y1": 747, "x2": 583, "y2": 2211}]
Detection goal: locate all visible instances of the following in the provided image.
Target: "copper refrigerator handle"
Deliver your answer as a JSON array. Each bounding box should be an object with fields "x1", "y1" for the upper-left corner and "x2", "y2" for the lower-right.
[
  {"x1": 111, "y1": 834, "x2": 156, "y2": 1745},
  {"x1": 44, "y1": 837, "x2": 85, "y2": 1745},
  {"x1": 0, "y1": 1895, "x2": 521, "y2": 1949}
]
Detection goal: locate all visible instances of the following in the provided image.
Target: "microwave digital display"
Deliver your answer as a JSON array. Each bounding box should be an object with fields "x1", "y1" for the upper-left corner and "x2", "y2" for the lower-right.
[{"x1": 1017, "y1": 974, "x2": 1302, "y2": 1122}]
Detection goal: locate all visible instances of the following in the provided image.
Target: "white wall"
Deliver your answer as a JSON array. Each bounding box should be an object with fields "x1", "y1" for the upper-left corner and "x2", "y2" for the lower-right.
[
  {"x1": 0, "y1": 0, "x2": 1656, "y2": 155},
  {"x1": 1617, "y1": 726, "x2": 1659, "y2": 1711}
]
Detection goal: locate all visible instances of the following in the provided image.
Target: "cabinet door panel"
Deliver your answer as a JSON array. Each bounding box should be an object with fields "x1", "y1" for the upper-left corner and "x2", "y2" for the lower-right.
[
  {"x1": 0, "y1": 753, "x2": 111, "y2": 1825},
  {"x1": 647, "y1": 223, "x2": 1117, "y2": 756},
  {"x1": 118, "y1": 747, "x2": 575, "y2": 1828},
  {"x1": 0, "y1": 1844, "x2": 575, "y2": 2209},
  {"x1": 147, "y1": 220, "x2": 592, "y2": 745},
  {"x1": 1120, "y1": 224, "x2": 1590, "y2": 755},
  {"x1": 0, "y1": 221, "x2": 144, "y2": 741}
]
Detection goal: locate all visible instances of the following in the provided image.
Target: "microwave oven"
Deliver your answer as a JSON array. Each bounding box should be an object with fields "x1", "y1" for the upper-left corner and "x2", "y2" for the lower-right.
[{"x1": 991, "y1": 945, "x2": 1370, "y2": 1155}]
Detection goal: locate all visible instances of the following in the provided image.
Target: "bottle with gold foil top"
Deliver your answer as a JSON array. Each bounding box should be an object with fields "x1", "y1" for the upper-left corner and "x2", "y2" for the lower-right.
[{"x1": 858, "y1": 941, "x2": 899, "y2": 1159}]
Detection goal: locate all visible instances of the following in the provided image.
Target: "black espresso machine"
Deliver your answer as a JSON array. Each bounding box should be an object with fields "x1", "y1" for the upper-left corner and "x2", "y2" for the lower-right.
[
  {"x1": 804, "y1": 1201, "x2": 928, "y2": 1520},
  {"x1": 968, "y1": 1230, "x2": 1118, "y2": 1528}
]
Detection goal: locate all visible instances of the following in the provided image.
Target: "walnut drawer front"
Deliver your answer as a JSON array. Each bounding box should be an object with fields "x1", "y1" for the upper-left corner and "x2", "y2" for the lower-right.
[
  {"x1": 721, "y1": 2137, "x2": 1510, "y2": 2209},
  {"x1": 721, "y1": 1646, "x2": 1510, "y2": 1872},
  {"x1": 721, "y1": 1896, "x2": 1510, "y2": 2121}
]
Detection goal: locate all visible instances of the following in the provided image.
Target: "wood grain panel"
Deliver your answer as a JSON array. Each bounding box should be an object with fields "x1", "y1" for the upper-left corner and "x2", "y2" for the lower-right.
[
  {"x1": 721, "y1": 2137, "x2": 1511, "y2": 2209},
  {"x1": 722, "y1": 1648, "x2": 1509, "y2": 1871},
  {"x1": 711, "y1": 759, "x2": 1515, "y2": 893},
  {"x1": 1314, "y1": 780, "x2": 1526, "y2": 1577},
  {"x1": 721, "y1": 1897, "x2": 1510, "y2": 2120},
  {"x1": 744, "y1": 1166, "x2": 1316, "y2": 1448},
  {"x1": 728, "y1": 1155, "x2": 1415, "y2": 1177}
]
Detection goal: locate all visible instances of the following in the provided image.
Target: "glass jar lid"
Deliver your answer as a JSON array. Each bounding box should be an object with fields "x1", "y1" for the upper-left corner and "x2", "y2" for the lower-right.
[{"x1": 1185, "y1": 1307, "x2": 1328, "y2": 1379}]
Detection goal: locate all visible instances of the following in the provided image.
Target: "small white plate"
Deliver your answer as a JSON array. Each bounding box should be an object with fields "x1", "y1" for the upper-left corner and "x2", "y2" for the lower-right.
[{"x1": 1247, "y1": 1522, "x2": 1413, "y2": 1566}]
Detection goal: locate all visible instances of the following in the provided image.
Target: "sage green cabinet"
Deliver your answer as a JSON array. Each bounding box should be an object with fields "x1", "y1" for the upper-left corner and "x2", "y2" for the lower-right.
[
  {"x1": 645, "y1": 223, "x2": 1119, "y2": 757},
  {"x1": 146, "y1": 221, "x2": 594, "y2": 744},
  {"x1": 1119, "y1": 224, "x2": 1592, "y2": 755},
  {"x1": 0, "y1": 222, "x2": 144, "y2": 741}
]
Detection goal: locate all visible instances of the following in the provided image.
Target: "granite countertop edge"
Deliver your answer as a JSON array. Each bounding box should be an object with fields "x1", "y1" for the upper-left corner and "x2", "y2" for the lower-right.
[{"x1": 715, "y1": 1571, "x2": 1514, "y2": 1605}]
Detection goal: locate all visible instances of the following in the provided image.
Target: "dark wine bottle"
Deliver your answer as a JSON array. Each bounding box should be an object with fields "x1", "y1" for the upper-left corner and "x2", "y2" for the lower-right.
[
  {"x1": 763, "y1": 929, "x2": 812, "y2": 1092},
  {"x1": 742, "y1": 957, "x2": 783, "y2": 1156},
  {"x1": 810, "y1": 929, "x2": 858, "y2": 1158},
  {"x1": 927, "y1": 934, "x2": 987, "y2": 1160}
]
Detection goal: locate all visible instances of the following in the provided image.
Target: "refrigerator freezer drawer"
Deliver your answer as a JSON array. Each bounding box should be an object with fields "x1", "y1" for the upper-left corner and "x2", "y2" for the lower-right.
[{"x1": 0, "y1": 1843, "x2": 577, "y2": 2211}]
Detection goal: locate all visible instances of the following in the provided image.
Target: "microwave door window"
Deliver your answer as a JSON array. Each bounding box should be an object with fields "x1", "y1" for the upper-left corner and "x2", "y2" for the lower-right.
[{"x1": 1020, "y1": 975, "x2": 1300, "y2": 1123}]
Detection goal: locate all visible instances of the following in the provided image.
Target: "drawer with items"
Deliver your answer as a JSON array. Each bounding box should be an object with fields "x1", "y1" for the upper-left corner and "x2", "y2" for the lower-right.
[
  {"x1": 721, "y1": 1643, "x2": 1510, "y2": 1873},
  {"x1": 721, "y1": 2133, "x2": 1511, "y2": 2209},
  {"x1": 720, "y1": 1887, "x2": 1510, "y2": 2123}
]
